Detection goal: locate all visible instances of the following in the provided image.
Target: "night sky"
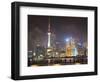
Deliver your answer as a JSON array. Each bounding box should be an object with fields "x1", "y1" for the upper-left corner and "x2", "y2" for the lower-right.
[{"x1": 28, "y1": 15, "x2": 87, "y2": 44}]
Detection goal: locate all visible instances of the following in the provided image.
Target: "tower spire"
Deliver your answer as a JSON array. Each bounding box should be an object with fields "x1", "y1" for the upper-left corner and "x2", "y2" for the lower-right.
[{"x1": 48, "y1": 16, "x2": 50, "y2": 32}]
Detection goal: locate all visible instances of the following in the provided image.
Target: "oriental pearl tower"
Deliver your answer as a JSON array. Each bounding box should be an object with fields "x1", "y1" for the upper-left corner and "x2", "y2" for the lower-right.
[
  {"x1": 47, "y1": 17, "x2": 51, "y2": 48},
  {"x1": 47, "y1": 17, "x2": 53, "y2": 58}
]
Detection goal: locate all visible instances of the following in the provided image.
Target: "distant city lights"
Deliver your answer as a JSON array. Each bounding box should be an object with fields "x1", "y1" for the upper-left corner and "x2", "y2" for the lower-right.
[{"x1": 65, "y1": 38, "x2": 70, "y2": 42}]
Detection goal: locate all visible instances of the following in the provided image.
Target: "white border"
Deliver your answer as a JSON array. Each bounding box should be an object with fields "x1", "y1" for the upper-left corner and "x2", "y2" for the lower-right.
[{"x1": 20, "y1": 6, "x2": 95, "y2": 76}]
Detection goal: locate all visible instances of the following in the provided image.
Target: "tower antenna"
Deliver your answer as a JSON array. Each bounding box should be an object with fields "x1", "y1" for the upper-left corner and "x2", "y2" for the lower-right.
[{"x1": 48, "y1": 16, "x2": 50, "y2": 32}]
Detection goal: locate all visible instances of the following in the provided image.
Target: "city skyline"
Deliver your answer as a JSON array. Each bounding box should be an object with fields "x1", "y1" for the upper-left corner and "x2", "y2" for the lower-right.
[{"x1": 28, "y1": 15, "x2": 88, "y2": 67}]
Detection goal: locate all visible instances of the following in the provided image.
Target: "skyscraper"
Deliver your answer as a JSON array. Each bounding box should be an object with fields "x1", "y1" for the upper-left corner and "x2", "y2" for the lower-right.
[
  {"x1": 47, "y1": 17, "x2": 51, "y2": 48},
  {"x1": 66, "y1": 37, "x2": 78, "y2": 57},
  {"x1": 47, "y1": 17, "x2": 53, "y2": 57}
]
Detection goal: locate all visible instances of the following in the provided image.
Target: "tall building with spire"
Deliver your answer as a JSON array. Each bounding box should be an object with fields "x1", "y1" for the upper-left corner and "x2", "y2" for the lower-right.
[
  {"x1": 47, "y1": 17, "x2": 51, "y2": 48},
  {"x1": 47, "y1": 17, "x2": 53, "y2": 57},
  {"x1": 46, "y1": 17, "x2": 57, "y2": 58}
]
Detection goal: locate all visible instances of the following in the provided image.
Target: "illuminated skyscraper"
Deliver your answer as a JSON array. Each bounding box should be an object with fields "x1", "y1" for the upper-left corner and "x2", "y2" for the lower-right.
[
  {"x1": 47, "y1": 17, "x2": 51, "y2": 48},
  {"x1": 66, "y1": 38, "x2": 72, "y2": 57},
  {"x1": 71, "y1": 38, "x2": 78, "y2": 56},
  {"x1": 47, "y1": 17, "x2": 53, "y2": 57},
  {"x1": 66, "y1": 37, "x2": 78, "y2": 57}
]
